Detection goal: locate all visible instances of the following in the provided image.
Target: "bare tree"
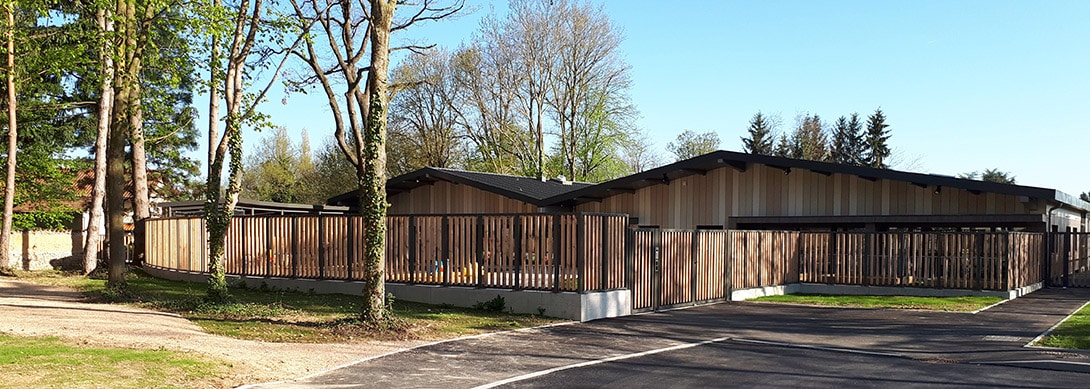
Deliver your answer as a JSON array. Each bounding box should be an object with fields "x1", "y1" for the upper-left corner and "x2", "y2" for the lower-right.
[
  {"x1": 547, "y1": 0, "x2": 632, "y2": 181},
  {"x1": 448, "y1": 43, "x2": 529, "y2": 175},
  {"x1": 288, "y1": 0, "x2": 462, "y2": 320},
  {"x1": 388, "y1": 48, "x2": 463, "y2": 174}
]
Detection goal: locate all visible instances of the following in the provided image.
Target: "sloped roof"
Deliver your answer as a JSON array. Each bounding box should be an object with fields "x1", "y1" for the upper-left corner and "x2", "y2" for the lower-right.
[
  {"x1": 541, "y1": 150, "x2": 1090, "y2": 212},
  {"x1": 326, "y1": 167, "x2": 592, "y2": 207}
]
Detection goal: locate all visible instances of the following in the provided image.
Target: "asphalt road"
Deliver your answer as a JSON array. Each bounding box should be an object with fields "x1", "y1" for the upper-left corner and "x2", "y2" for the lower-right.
[{"x1": 255, "y1": 288, "x2": 1090, "y2": 389}]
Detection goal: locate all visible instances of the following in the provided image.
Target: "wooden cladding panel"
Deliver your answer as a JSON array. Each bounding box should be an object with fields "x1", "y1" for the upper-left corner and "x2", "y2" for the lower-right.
[
  {"x1": 388, "y1": 181, "x2": 538, "y2": 215},
  {"x1": 584, "y1": 164, "x2": 1040, "y2": 230}
]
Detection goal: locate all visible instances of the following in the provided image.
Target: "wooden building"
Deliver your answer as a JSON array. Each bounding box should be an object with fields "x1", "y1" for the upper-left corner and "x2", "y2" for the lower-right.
[
  {"x1": 555, "y1": 151, "x2": 1088, "y2": 232},
  {"x1": 327, "y1": 167, "x2": 591, "y2": 214},
  {"x1": 331, "y1": 151, "x2": 1090, "y2": 232}
]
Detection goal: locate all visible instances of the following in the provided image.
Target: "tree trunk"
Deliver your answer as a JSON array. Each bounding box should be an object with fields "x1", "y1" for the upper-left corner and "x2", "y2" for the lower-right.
[
  {"x1": 84, "y1": 7, "x2": 114, "y2": 275},
  {"x1": 1, "y1": 1, "x2": 15, "y2": 270},
  {"x1": 130, "y1": 82, "x2": 148, "y2": 266},
  {"x1": 360, "y1": 0, "x2": 395, "y2": 322},
  {"x1": 106, "y1": 0, "x2": 138, "y2": 288}
]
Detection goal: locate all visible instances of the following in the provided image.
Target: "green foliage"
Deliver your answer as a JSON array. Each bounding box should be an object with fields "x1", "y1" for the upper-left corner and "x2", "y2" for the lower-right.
[
  {"x1": 741, "y1": 112, "x2": 775, "y2": 155},
  {"x1": 1037, "y1": 302, "x2": 1090, "y2": 349},
  {"x1": 958, "y1": 169, "x2": 1016, "y2": 184},
  {"x1": 793, "y1": 114, "x2": 828, "y2": 161},
  {"x1": 864, "y1": 108, "x2": 892, "y2": 168},
  {"x1": 473, "y1": 295, "x2": 506, "y2": 312},
  {"x1": 240, "y1": 127, "x2": 319, "y2": 203},
  {"x1": 752, "y1": 294, "x2": 1003, "y2": 312},
  {"x1": 0, "y1": 334, "x2": 228, "y2": 388},
  {"x1": 666, "y1": 130, "x2": 720, "y2": 161},
  {"x1": 11, "y1": 211, "x2": 76, "y2": 231},
  {"x1": 830, "y1": 114, "x2": 865, "y2": 165}
]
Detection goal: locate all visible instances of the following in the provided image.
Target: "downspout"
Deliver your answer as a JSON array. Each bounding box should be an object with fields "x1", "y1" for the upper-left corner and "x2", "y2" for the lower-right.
[{"x1": 1045, "y1": 201, "x2": 1066, "y2": 287}]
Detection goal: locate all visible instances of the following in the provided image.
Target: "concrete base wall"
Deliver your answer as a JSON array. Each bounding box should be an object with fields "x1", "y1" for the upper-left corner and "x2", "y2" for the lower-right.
[
  {"x1": 731, "y1": 282, "x2": 1044, "y2": 301},
  {"x1": 143, "y1": 266, "x2": 630, "y2": 322}
]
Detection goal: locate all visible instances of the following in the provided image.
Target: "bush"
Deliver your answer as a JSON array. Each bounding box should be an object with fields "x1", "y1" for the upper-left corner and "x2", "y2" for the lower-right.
[
  {"x1": 473, "y1": 295, "x2": 505, "y2": 312},
  {"x1": 12, "y1": 211, "x2": 77, "y2": 231}
]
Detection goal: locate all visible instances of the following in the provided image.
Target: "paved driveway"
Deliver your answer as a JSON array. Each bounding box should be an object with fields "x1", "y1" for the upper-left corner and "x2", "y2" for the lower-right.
[{"x1": 252, "y1": 288, "x2": 1090, "y2": 388}]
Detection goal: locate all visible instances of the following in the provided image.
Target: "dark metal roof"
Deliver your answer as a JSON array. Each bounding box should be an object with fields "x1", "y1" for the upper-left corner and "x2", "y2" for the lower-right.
[
  {"x1": 159, "y1": 199, "x2": 353, "y2": 216},
  {"x1": 541, "y1": 150, "x2": 1090, "y2": 213},
  {"x1": 327, "y1": 167, "x2": 592, "y2": 207}
]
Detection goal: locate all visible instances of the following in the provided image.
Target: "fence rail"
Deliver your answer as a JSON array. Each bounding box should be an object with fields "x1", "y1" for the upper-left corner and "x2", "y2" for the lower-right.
[
  {"x1": 144, "y1": 213, "x2": 628, "y2": 292},
  {"x1": 146, "y1": 212, "x2": 1063, "y2": 312}
]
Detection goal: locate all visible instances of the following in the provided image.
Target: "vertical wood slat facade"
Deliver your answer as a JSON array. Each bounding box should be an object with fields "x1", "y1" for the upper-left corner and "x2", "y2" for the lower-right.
[{"x1": 144, "y1": 213, "x2": 628, "y2": 293}]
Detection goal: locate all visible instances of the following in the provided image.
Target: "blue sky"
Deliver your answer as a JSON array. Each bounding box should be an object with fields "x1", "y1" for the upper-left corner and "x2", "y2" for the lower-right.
[{"x1": 210, "y1": 0, "x2": 1090, "y2": 195}]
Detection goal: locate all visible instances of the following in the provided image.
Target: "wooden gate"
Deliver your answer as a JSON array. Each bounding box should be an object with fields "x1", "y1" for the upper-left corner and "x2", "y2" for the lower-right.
[
  {"x1": 629, "y1": 229, "x2": 730, "y2": 312},
  {"x1": 1047, "y1": 233, "x2": 1090, "y2": 288}
]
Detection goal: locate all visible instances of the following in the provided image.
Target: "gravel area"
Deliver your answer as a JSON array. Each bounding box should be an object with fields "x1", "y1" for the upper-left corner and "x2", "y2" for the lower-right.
[{"x1": 0, "y1": 279, "x2": 425, "y2": 387}]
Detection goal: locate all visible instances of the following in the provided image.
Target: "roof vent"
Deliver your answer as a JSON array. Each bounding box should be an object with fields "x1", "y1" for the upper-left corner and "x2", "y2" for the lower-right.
[{"x1": 551, "y1": 175, "x2": 572, "y2": 185}]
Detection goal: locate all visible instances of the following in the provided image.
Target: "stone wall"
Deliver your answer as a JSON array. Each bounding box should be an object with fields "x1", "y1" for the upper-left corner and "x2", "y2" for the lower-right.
[{"x1": 8, "y1": 230, "x2": 87, "y2": 270}]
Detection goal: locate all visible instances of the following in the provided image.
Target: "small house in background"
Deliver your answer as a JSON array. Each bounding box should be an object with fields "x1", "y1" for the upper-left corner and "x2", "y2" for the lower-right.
[{"x1": 331, "y1": 151, "x2": 1089, "y2": 233}]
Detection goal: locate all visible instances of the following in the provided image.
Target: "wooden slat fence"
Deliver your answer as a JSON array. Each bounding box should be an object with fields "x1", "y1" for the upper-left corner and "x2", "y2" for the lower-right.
[
  {"x1": 144, "y1": 213, "x2": 627, "y2": 292},
  {"x1": 1048, "y1": 233, "x2": 1090, "y2": 287},
  {"x1": 797, "y1": 232, "x2": 1042, "y2": 290}
]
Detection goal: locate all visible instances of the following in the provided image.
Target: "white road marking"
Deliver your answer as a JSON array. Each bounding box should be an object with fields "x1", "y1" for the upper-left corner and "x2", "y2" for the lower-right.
[
  {"x1": 1025, "y1": 300, "x2": 1090, "y2": 348},
  {"x1": 471, "y1": 336, "x2": 732, "y2": 389}
]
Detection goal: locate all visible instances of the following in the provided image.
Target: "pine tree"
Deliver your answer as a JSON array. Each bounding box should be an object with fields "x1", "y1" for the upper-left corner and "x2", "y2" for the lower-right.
[
  {"x1": 741, "y1": 112, "x2": 774, "y2": 155},
  {"x1": 846, "y1": 113, "x2": 865, "y2": 165},
  {"x1": 864, "y1": 108, "x2": 891, "y2": 168},
  {"x1": 830, "y1": 116, "x2": 851, "y2": 164},
  {"x1": 795, "y1": 114, "x2": 827, "y2": 161},
  {"x1": 773, "y1": 133, "x2": 792, "y2": 158}
]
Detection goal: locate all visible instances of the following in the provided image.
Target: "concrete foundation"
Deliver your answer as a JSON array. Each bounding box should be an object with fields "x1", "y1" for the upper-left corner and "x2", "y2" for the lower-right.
[{"x1": 142, "y1": 265, "x2": 630, "y2": 322}]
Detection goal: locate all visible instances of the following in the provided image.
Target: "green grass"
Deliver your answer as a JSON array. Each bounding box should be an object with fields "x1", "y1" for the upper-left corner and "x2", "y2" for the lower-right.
[
  {"x1": 0, "y1": 334, "x2": 228, "y2": 389},
  {"x1": 1036, "y1": 302, "x2": 1090, "y2": 349},
  {"x1": 750, "y1": 293, "x2": 1004, "y2": 312},
  {"x1": 11, "y1": 269, "x2": 562, "y2": 343}
]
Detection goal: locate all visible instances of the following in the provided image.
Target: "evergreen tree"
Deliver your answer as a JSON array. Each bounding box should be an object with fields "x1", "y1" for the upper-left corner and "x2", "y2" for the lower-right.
[
  {"x1": 792, "y1": 114, "x2": 827, "y2": 161},
  {"x1": 772, "y1": 133, "x2": 792, "y2": 158},
  {"x1": 864, "y1": 108, "x2": 891, "y2": 168},
  {"x1": 846, "y1": 113, "x2": 865, "y2": 165},
  {"x1": 830, "y1": 116, "x2": 851, "y2": 164},
  {"x1": 741, "y1": 112, "x2": 774, "y2": 155}
]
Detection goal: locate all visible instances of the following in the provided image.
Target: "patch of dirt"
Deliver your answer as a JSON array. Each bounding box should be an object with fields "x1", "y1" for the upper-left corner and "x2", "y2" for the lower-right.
[{"x1": 0, "y1": 279, "x2": 425, "y2": 387}]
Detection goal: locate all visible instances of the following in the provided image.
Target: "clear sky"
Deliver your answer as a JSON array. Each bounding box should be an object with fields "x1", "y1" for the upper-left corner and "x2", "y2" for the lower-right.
[{"x1": 208, "y1": 0, "x2": 1090, "y2": 195}]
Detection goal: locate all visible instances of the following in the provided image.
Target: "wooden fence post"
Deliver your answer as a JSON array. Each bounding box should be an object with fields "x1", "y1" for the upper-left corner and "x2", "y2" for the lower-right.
[
  {"x1": 408, "y1": 216, "x2": 417, "y2": 284},
  {"x1": 442, "y1": 216, "x2": 450, "y2": 286},
  {"x1": 265, "y1": 217, "x2": 272, "y2": 276},
  {"x1": 317, "y1": 216, "x2": 326, "y2": 279},
  {"x1": 625, "y1": 225, "x2": 634, "y2": 291},
  {"x1": 514, "y1": 215, "x2": 523, "y2": 290},
  {"x1": 652, "y1": 229, "x2": 662, "y2": 311},
  {"x1": 601, "y1": 216, "x2": 610, "y2": 291},
  {"x1": 724, "y1": 229, "x2": 732, "y2": 300},
  {"x1": 240, "y1": 217, "x2": 248, "y2": 276},
  {"x1": 690, "y1": 230, "x2": 699, "y2": 305},
  {"x1": 553, "y1": 215, "x2": 563, "y2": 292},
  {"x1": 1063, "y1": 233, "x2": 1071, "y2": 287},
  {"x1": 290, "y1": 217, "x2": 299, "y2": 278},
  {"x1": 576, "y1": 214, "x2": 586, "y2": 293},
  {"x1": 347, "y1": 216, "x2": 355, "y2": 280},
  {"x1": 476, "y1": 215, "x2": 485, "y2": 288}
]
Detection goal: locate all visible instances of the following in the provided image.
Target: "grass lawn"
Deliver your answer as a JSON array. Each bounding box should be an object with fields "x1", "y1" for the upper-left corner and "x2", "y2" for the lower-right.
[
  {"x1": 1036, "y1": 302, "x2": 1090, "y2": 349},
  {"x1": 0, "y1": 334, "x2": 228, "y2": 388},
  {"x1": 11, "y1": 269, "x2": 564, "y2": 343},
  {"x1": 750, "y1": 293, "x2": 1005, "y2": 312}
]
